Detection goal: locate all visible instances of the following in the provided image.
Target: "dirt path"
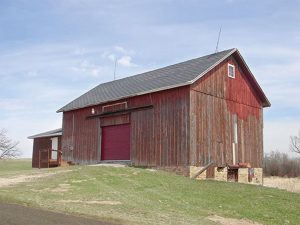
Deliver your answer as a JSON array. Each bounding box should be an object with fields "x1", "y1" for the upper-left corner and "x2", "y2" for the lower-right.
[
  {"x1": 0, "y1": 170, "x2": 72, "y2": 188},
  {"x1": 207, "y1": 215, "x2": 262, "y2": 225},
  {"x1": 0, "y1": 203, "x2": 122, "y2": 225}
]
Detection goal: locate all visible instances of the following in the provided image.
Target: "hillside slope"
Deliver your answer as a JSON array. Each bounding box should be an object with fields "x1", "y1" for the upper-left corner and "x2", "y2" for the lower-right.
[{"x1": 0, "y1": 162, "x2": 299, "y2": 225}]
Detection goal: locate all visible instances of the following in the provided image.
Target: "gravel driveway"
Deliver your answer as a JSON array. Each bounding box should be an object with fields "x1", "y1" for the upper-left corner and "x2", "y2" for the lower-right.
[{"x1": 0, "y1": 203, "x2": 121, "y2": 225}]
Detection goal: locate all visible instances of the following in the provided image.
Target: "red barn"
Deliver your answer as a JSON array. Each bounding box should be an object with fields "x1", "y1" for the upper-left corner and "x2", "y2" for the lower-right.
[{"x1": 32, "y1": 48, "x2": 271, "y2": 183}]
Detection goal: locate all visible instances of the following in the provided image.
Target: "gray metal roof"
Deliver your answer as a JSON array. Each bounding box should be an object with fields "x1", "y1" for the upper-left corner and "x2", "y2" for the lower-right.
[
  {"x1": 58, "y1": 48, "x2": 269, "y2": 112},
  {"x1": 58, "y1": 48, "x2": 236, "y2": 112},
  {"x1": 28, "y1": 128, "x2": 62, "y2": 139}
]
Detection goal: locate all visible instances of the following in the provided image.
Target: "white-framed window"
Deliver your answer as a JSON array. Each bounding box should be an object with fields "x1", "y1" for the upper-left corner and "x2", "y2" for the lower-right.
[
  {"x1": 51, "y1": 137, "x2": 58, "y2": 160},
  {"x1": 228, "y1": 63, "x2": 235, "y2": 78}
]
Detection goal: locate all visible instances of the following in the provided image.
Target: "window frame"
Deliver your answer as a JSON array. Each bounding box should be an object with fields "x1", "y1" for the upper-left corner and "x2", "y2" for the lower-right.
[{"x1": 228, "y1": 63, "x2": 235, "y2": 79}]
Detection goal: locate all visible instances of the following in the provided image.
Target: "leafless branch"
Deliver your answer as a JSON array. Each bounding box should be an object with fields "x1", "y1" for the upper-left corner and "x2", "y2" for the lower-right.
[
  {"x1": 0, "y1": 129, "x2": 21, "y2": 159},
  {"x1": 290, "y1": 134, "x2": 300, "y2": 154}
]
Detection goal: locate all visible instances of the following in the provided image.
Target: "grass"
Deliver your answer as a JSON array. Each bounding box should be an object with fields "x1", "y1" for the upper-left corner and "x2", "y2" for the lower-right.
[
  {"x1": 0, "y1": 162, "x2": 300, "y2": 225},
  {"x1": 0, "y1": 159, "x2": 32, "y2": 176}
]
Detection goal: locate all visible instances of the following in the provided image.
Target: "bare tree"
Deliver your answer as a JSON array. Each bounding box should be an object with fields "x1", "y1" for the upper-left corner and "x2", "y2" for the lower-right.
[
  {"x1": 290, "y1": 131, "x2": 300, "y2": 154},
  {"x1": 0, "y1": 129, "x2": 20, "y2": 159}
]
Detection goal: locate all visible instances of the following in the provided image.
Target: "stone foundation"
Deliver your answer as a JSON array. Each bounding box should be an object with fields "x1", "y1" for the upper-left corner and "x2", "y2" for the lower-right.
[
  {"x1": 238, "y1": 168, "x2": 249, "y2": 183},
  {"x1": 188, "y1": 166, "x2": 263, "y2": 185},
  {"x1": 143, "y1": 165, "x2": 263, "y2": 185},
  {"x1": 189, "y1": 166, "x2": 206, "y2": 180},
  {"x1": 214, "y1": 167, "x2": 228, "y2": 181},
  {"x1": 250, "y1": 168, "x2": 263, "y2": 185}
]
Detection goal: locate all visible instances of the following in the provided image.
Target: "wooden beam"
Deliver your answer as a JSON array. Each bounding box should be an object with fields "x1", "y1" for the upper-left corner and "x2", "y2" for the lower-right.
[
  {"x1": 86, "y1": 105, "x2": 153, "y2": 119},
  {"x1": 191, "y1": 161, "x2": 215, "y2": 179}
]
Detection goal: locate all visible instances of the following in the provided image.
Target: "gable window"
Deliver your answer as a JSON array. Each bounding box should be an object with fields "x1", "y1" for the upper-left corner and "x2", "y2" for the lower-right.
[{"x1": 228, "y1": 63, "x2": 235, "y2": 78}]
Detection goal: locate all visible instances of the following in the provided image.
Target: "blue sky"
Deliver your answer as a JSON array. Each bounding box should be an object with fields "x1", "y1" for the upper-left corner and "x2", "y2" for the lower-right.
[{"x1": 0, "y1": 0, "x2": 300, "y2": 158}]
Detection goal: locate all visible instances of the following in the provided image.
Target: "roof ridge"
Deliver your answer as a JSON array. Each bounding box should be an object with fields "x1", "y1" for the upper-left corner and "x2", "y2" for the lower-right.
[{"x1": 95, "y1": 48, "x2": 236, "y2": 86}]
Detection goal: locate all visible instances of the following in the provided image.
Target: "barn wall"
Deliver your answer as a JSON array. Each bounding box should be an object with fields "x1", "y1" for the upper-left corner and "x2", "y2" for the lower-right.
[
  {"x1": 32, "y1": 136, "x2": 61, "y2": 168},
  {"x1": 61, "y1": 86, "x2": 190, "y2": 167},
  {"x1": 190, "y1": 55, "x2": 264, "y2": 168},
  {"x1": 130, "y1": 86, "x2": 190, "y2": 167},
  {"x1": 62, "y1": 107, "x2": 98, "y2": 164}
]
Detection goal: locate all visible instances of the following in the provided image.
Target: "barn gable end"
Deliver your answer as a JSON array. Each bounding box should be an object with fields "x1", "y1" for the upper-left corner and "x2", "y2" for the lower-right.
[{"x1": 189, "y1": 52, "x2": 265, "y2": 180}]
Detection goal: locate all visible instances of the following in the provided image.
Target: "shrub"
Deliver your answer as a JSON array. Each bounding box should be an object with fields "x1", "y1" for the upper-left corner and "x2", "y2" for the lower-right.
[{"x1": 264, "y1": 151, "x2": 300, "y2": 177}]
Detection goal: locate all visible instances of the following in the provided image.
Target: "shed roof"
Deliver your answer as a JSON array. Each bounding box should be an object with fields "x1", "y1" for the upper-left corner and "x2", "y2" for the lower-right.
[
  {"x1": 28, "y1": 128, "x2": 62, "y2": 139},
  {"x1": 58, "y1": 48, "x2": 270, "y2": 112}
]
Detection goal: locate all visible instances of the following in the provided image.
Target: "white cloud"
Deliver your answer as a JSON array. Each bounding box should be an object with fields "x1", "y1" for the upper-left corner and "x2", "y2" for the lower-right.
[
  {"x1": 90, "y1": 68, "x2": 101, "y2": 77},
  {"x1": 101, "y1": 46, "x2": 137, "y2": 68},
  {"x1": 108, "y1": 54, "x2": 116, "y2": 62},
  {"x1": 72, "y1": 59, "x2": 103, "y2": 77},
  {"x1": 114, "y1": 46, "x2": 126, "y2": 53},
  {"x1": 114, "y1": 45, "x2": 135, "y2": 55},
  {"x1": 117, "y1": 56, "x2": 137, "y2": 67}
]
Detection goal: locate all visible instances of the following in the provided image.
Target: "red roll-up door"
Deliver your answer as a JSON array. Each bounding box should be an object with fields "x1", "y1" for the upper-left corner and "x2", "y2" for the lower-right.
[{"x1": 101, "y1": 124, "x2": 130, "y2": 160}]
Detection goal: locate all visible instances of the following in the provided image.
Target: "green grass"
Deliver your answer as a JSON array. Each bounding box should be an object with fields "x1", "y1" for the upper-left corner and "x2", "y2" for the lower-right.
[
  {"x1": 0, "y1": 163, "x2": 300, "y2": 225},
  {"x1": 0, "y1": 159, "x2": 32, "y2": 176}
]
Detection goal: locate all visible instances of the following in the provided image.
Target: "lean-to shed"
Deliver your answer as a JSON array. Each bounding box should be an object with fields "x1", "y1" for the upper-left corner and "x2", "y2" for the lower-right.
[{"x1": 28, "y1": 128, "x2": 62, "y2": 168}]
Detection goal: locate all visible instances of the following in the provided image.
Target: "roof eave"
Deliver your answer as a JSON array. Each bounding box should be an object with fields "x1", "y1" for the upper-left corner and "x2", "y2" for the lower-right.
[
  {"x1": 57, "y1": 82, "x2": 192, "y2": 113},
  {"x1": 234, "y1": 50, "x2": 271, "y2": 108},
  {"x1": 28, "y1": 132, "x2": 62, "y2": 139},
  {"x1": 28, "y1": 128, "x2": 62, "y2": 139}
]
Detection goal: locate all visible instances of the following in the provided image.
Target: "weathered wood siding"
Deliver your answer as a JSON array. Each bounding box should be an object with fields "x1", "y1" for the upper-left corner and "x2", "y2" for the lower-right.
[
  {"x1": 190, "y1": 55, "x2": 264, "y2": 168},
  {"x1": 130, "y1": 87, "x2": 190, "y2": 167},
  {"x1": 32, "y1": 136, "x2": 61, "y2": 168},
  {"x1": 62, "y1": 107, "x2": 98, "y2": 164},
  {"x1": 62, "y1": 86, "x2": 190, "y2": 166}
]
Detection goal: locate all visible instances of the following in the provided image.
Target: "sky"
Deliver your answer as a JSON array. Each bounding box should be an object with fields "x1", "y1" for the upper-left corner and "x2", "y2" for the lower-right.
[{"x1": 0, "y1": 0, "x2": 300, "y2": 158}]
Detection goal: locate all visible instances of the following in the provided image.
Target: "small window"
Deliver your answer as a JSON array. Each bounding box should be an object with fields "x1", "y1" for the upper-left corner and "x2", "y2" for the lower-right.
[{"x1": 228, "y1": 63, "x2": 235, "y2": 78}]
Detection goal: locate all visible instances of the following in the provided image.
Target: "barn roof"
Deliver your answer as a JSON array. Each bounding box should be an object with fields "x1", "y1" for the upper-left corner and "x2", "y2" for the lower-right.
[
  {"x1": 28, "y1": 128, "x2": 62, "y2": 139},
  {"x1": 58, "y1": 48, "x2": 270, "y2": 112}
]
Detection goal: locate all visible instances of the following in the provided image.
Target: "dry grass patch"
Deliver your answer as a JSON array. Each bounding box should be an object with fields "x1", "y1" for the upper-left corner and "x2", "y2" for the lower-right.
[
  {"x1": 0, "y1": 170, "x2": 72, "y2": 188},
  {"x1": 208, "y1": 215, "x2": 262, "y2": 225},
  {"x1": 264, "y1": 176, "x2": 300, "y2": 193},
  {"x1": 58, "y1": 200, "x2": 122, "y2": 205},
  {"x1": 51, "y1": 183, "x2": 71, "y2": 192}
]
